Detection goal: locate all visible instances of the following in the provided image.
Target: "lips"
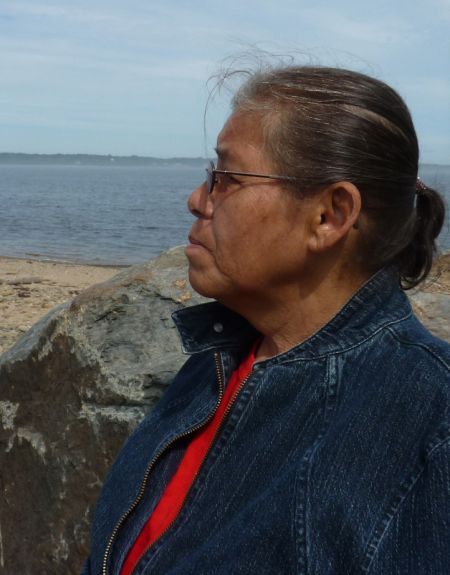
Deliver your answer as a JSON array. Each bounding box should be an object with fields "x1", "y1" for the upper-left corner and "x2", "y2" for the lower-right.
[
  {"x1": 188, "y1": 235, "x2": 204, "y2": 246},
  {"x1": 188, "y1": 232, "x2": 212, "y2": 249}
]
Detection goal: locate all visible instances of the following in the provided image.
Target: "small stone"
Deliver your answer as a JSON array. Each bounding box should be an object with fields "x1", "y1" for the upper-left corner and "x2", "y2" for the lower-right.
[
  {"x1": 173, "y1": 279, "x2": 187, "y2": 289},
  {"x1": 175, "y1": 291, "x2": 192, "y2": 303}
]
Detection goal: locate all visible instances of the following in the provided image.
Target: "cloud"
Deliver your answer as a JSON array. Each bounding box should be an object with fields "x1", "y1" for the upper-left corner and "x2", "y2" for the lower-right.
[{"x1": 0, "y1": 0, "x2": 448, "y2": 160}]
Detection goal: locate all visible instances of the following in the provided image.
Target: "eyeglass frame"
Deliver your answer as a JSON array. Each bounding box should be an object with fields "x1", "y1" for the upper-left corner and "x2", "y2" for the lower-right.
[{"x1": 205, "y1": 160, "x2": 300, "y2": 195}]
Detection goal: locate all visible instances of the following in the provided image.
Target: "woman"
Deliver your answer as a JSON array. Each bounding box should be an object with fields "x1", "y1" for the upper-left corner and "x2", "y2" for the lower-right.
[{"x1": 84, "y1": 66, "x2": 450, "y2": 574}]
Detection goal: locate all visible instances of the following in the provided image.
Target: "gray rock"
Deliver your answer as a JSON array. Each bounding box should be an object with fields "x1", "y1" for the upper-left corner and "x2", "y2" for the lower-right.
[
  {"x1": 409, "y1": 290, "x2": 450, "y2": 342},
  {"x1": 0, "y1": 247, "x2": 206, "y2": 575}
]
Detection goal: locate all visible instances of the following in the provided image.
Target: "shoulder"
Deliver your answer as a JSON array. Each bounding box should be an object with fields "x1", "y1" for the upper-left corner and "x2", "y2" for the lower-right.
[
  {"x1": 375, "y1": 313, "x2": 450, "y2": 447},
  {"x1": 333, "y1": 309, "x2": 450, "y2": 453},
  {"x1": 382, "y1": 312, "x2": 450, "y2": 420},
  {"x1": 386, "y1": 312, "x2": 450, "y2": 373}
]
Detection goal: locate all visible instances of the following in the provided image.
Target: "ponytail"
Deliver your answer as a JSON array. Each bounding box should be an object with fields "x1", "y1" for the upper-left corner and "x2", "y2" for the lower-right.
[{"x1": 397, "y1": 181, "x2": 446, "y2": 289}]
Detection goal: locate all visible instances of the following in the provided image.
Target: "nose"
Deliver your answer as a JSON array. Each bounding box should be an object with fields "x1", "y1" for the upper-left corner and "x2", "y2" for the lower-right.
[{"x1": 187, "y1": 181, "x2": 214, "y2": 219}]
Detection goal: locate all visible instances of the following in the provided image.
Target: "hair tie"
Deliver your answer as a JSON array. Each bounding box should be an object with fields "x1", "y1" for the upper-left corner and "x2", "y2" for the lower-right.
[{"x1": 416, "y1": 177, "x2": 427, "y2": 195}]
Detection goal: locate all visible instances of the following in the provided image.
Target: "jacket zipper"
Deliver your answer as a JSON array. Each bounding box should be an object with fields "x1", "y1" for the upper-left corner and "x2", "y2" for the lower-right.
[
  {"x1": 131, "y1": 352, "x2": 253, "y2": 571},
  {"x1": 101, "y1": 351, "x2": 226, "y2": 575}
]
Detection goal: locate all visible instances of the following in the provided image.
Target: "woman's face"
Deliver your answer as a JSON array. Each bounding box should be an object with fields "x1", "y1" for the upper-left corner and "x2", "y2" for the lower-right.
[{"x1": 185, "y1": 111, "x2": 317, "y2": 308}]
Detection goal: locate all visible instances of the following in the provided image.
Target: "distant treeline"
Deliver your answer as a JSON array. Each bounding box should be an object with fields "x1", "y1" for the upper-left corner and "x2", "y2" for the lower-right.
[
  {"x1": 0, "y1": 153, "x2": 446, "y2": 170},
  {"x1": 0, "y1": 153, "x2": 208, "y2": 167}
]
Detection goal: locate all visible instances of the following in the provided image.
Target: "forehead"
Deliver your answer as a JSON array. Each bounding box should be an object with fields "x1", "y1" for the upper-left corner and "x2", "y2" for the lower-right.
[{"x1": 215, "y1": 111, "x2": 271, "y2": 169}]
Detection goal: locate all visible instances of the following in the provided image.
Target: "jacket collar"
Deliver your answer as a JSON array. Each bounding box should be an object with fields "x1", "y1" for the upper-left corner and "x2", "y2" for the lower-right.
[{"x1": 171, "y1": 266, "x2": 412, "y2": 361}]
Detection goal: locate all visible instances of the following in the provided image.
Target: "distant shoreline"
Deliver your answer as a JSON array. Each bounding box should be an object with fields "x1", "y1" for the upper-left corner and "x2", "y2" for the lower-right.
[
  {"x1": 0, "y1": 153, "x2": 448, "y2": 169},
  {"x1": 0, "y1": 153, "x2": 208, "y2": 167}
]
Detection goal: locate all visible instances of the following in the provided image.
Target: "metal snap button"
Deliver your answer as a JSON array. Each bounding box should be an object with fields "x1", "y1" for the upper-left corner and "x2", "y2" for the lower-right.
[{"x1": 213, "y1": 322, "x2": 224, "y2": 333}]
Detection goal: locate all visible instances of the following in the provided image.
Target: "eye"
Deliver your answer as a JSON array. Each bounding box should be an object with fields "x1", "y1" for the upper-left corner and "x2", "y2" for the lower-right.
[{"x1": 221, "y1": 173, "x2": 240, "y2": 187}]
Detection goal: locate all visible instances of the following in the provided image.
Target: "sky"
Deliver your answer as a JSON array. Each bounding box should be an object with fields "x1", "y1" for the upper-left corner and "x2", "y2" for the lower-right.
[{"x1": 0, "y1": 0, "x2": 449, "y2": 163}]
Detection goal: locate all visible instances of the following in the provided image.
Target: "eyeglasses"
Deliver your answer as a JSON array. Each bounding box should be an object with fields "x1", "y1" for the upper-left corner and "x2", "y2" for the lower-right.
[{"x1": 205, "y1": 160, "x2": 299, "y2": 194}]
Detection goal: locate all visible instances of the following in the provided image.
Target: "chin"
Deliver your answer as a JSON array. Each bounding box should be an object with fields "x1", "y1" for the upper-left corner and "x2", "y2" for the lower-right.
[
  {"x1": 187, "y1": 264, "x2": 235, "y2": 302},
  {"x1": 188, "y1": 270, "x2": 247, "y2": 317},
  {"x1": 187, "y1": 268, "x2": 218, "y2": 299}
]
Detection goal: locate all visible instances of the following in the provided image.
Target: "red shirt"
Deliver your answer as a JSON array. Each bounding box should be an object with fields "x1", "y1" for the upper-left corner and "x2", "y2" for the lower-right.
[{"x1": 120, "y1": 345, "x2": 257, "y2": 575}]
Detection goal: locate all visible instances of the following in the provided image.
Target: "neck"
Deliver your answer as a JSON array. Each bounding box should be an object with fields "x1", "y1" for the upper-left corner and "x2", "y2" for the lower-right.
[{"x1": 223, "y1": 263, "x2": 371, "y2": 362}]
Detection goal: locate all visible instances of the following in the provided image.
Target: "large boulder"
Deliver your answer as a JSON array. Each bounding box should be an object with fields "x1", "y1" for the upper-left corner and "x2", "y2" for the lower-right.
[
  {"x1": 0, "y1": 247, "x2": 206, "y2": 575},
  {"x1": 0, "y1": 247, "x2": 448, "y2": 575},
  {"x1": 409, "y1": 290, "x2": 450, "y2": 342}
]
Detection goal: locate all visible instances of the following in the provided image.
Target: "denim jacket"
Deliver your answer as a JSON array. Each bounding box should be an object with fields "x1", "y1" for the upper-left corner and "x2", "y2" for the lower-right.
[{"x1": 83, "y1": 267, "x2": 450, "y2": 574}]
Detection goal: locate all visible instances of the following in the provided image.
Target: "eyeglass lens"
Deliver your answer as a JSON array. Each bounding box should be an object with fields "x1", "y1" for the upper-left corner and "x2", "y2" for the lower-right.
[{"x1": 205, "y1": 161, "x2": 214, "y2": 194}]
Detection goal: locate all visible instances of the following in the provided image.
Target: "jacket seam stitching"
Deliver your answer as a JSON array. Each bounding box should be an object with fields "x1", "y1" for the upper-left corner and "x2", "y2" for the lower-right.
[
  {"x1": 385, "y1": 326, "x2": 450, "y2": 370},
  {"x1": 296, "y1": 356, "x2": 338, "y2": 575},
  {"x1": 280, "y1": 312, "x2": 412, "y2": 363},
  {"x1": 362, "y1": 436, "x2": 450, "y2": 574}
]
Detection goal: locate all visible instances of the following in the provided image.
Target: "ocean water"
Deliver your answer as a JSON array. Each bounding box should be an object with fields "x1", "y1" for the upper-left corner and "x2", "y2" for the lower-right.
[
  {"x1": 0, "y1": 165, "x2": 199, "y2": 265},
  {"x1": 0, "y1": 163, "x2": 449, "y2": 265}
]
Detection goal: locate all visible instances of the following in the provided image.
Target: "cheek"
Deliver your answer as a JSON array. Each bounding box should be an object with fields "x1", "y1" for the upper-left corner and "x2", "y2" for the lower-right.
[
  {"x1": 213, "y1": 211, "x2": 258, "y2": 269},
  {"x1": 209, "y1": 192, "x2": 309, "y2": 289},
  {"x1": 213, "y1": 212, "x2": 284, "y2": 282}
]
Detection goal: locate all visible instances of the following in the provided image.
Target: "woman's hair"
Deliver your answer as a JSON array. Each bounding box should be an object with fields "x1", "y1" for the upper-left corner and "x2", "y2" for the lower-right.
[{"x1": 230, "y1": 66, "x2": 445, "y2": 289}]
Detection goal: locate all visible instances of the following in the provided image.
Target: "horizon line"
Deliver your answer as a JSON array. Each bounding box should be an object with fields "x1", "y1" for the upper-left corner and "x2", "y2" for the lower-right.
[{"x1": 0, "y1": 152, "x2": 447, "y2": 167}]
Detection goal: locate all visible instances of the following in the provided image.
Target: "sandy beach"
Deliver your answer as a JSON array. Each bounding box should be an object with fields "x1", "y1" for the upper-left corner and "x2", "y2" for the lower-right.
[{"x1": 0, "y1": 257, "x2": 122, "y2": 354}]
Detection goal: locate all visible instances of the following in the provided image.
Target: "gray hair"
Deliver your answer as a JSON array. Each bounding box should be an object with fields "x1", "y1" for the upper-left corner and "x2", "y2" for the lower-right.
[{"x1": 226, "y1": 65, "x2": 445, "y2": 289}]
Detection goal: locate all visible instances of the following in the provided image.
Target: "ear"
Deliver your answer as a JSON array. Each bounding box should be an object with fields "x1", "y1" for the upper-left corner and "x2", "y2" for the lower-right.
[{"x1": 307, "y1": 182, "x2": 362, "y2": 253}]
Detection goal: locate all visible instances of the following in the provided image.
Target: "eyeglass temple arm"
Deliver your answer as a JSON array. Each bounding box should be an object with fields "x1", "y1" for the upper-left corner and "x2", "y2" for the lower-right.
[{"x1": 208, "y1": 166, "x2": 298, "y2": 183}]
